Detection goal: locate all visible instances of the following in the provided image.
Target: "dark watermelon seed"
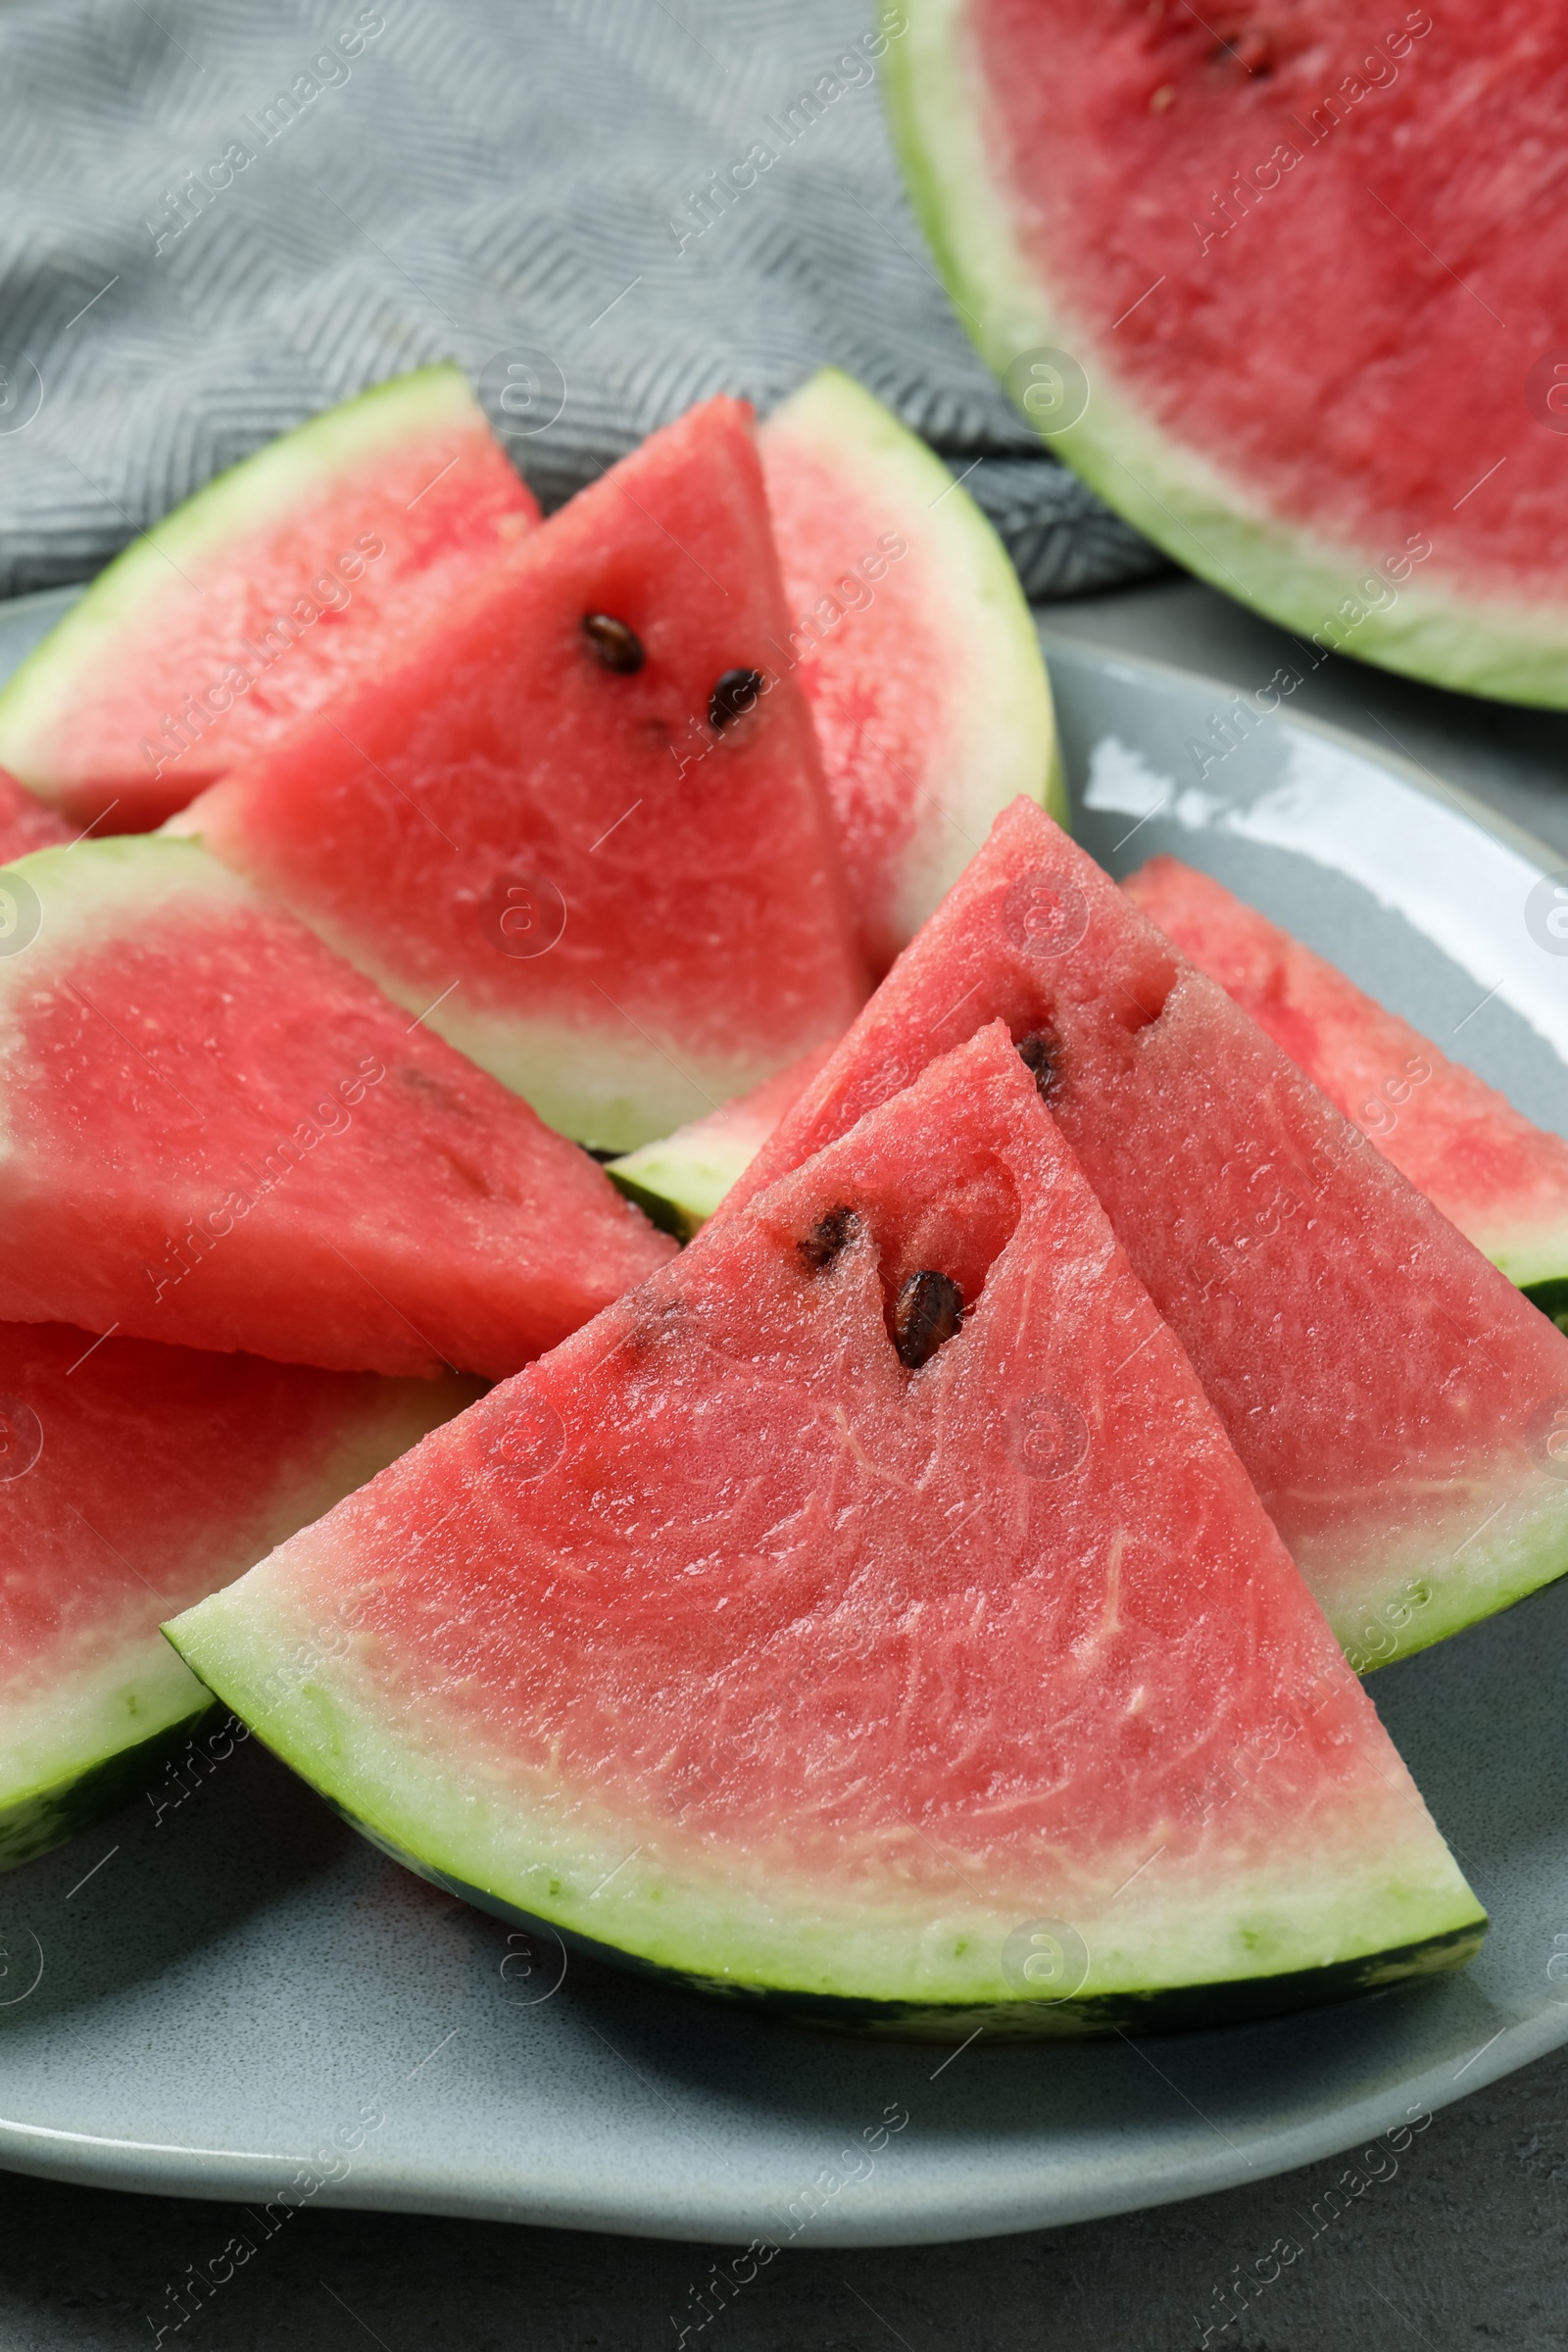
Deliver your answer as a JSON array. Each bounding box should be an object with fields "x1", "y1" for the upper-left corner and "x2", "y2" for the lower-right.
[
  {"x1": 799, "y1": 1204, "x2": 858, "y2": 1273},
  {"x1": 582, "y1": 613, "x2": 645, "y2": 673},
  {"x1": 893, "y1": 1270, "x2": 963, "y2": 1370},
  {"x1": 710, "y1": 668, "x2": 763, "y2": 729},
  {"x1": 1015, "y1": 1031, "x2": 1060, "y2": 1099}
]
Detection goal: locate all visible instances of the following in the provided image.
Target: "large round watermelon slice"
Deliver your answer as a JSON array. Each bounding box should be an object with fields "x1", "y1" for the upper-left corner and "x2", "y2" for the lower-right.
[
  {"x1": 0, "y1": 367, "x2": 539, "y2": 830},
  {"x1": 1125, "y1": 856, "x2": 1568, "y2": 1291},
  {"x1": 1, "y1": 1323, "x2": 471, "y2": 1871},
  {"x1": 171, "y1": 397, "x2": 869, "y2": 1152},
  {"x1": 759, "y1": 368, "x2": 1062, "y2": 974},
  {"x1": 887, "y1": 4, "x2": 1568, "y2": 702},
  {"x1": 167, "y1": 1025, "x2": 1483, "y2": 2036},
  {"x1": 0, "y1": 836, "x2": 673, "y2": 1376},
  {"x1": 726, "y1": 800, "x2": 1568, "y2": 1670}
]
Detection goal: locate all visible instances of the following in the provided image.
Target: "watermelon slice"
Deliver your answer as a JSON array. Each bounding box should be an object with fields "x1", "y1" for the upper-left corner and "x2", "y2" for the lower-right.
[
  {"x1": 170, "y1": 398, "x2": 868, "y2": 1152},
  {"x1": 726, "y1": 801, "x2": 1568, "y2": 1669},
  {"x1": 886, "y1": 4, "x2": 1568, "y2": 704},
  {"x1": 0, "y1": 836, "x2": 673, "y2": 1376},
  {"x1": 604, "y1": 1041, "x2": 836, "y2": 1239},
  {"x1": 759, "y1": 368, "x2": 1062, "y2": 973},
  {"x1": 0, "y1": 768, "x2": 71, "y2": 862},
  {"x1": 167, "y1": 1024, "x2": 1484, "y2": 2036},
  {"x1": 1, "y1": 1322, "x2": 472, "y2": 1871},
  {"x1": 0, "y1": 367, "x2": 539, "y2": 830},
  {"x1": 1125, "y1": 856, "x2": 1568, "y2": 1292}
]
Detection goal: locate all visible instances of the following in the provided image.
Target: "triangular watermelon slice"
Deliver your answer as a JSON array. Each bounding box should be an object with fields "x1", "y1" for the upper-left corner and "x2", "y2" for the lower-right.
[
  {"x1": 170, "y1": 398, "x2": 869, "y2": 1152},
  {"x1": 168, "y1": 1025, "x2": 1484, "y2": 2035},
  {"x1": 0, "y1": 367, "x2": 539, "y2": 831},
  {"x1": 759, "y1": 368, "x2": 1062, "y2": 974},
  {"x1": 1125, "y1": 856, "x2": 1568, "y2": 1294},
  {"x1": 0, "y1": 836, "x2": 673, "y2": 1376},
  {"x1": 0, "y1": 767, "x2": 71, "y2": 862},
  {"x1": 726, "y1": 802, "x2": 1568, "y2": 1669},
  {"x1": 1, "y1": 1322, "x2": 473, "y2": 1871}
]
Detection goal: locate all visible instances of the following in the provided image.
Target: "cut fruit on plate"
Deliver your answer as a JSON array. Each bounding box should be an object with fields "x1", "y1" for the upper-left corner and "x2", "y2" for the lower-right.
[
  {"x1": 760, "y1": 368, "x2": 1062, "y2": 973},
  {"x1": 167, "y1": 1024, "x2": 1485, "y2": 2038},
  {"x1": 724, "y1": 800, "x2": 1568, "y2": 1670},
  {"x1": 0, "y1": 366, "x2": 540, "y2": 830},
  {"x1": 172, "y1": 395, "x2": 867, "y2": 1153},
  {"x1": 1124, "y1": 856, "x2": 1568, "y2": 1293},
  {"x1": 0, "y1": 766, "x2": 71, "y2": 861},
  {"x1": 605, "y1": 1041, "x2": 836, "y2": 1238},
  {"x1": 886, "y1": 2, "x2": 1568, "y2": 704},
  {"x1": 0, "y1": 1324, "x2": 473, "y2": 1871},
  {"x1": 0, "y1": 836, "x2": 673, "y2": 1376}
]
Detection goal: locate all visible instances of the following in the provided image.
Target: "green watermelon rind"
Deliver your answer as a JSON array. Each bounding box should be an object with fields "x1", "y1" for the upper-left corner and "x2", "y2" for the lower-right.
[
  {"x1": 0, "y1": 366, "x2": 484, "y2": 792},
  {"x1": 883, "y1": 0, "x2": 1568, "y2": 708},
  {"x1": 1527, "y1": 1277, "x2": 1568, "y2": 1336},
  {"x1": 330, "y1": 1814, "x2": 1486, "y2": 2041},
  {"x1": 604, "y1": 1130, "x2": 760, "y2": 1239},
  {"x1": 0, "y1": 1688, "x2": 216, "y2": 1874},
  {"x1": 763, "y1": 366, "x2": 1066, "y2": 946},
  {"x1": 1493, "y1": 1240, "x2": 1568, "y2": 1293},
  {"x1": 1334, "y1": 1473, "x2": 1568, "y2": 1672},
  {"x1": 164, "y1": 1592, "x2": 1487, "y2": 2036}
]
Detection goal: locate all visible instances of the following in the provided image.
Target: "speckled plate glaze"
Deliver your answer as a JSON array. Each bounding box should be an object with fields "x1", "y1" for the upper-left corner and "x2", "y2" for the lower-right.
[{"x1": 2, "y1": 590, "x2": 1567, "y2": 2247}]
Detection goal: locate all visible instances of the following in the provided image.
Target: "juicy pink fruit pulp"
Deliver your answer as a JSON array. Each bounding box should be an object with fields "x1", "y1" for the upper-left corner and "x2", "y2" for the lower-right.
[
  {"x1": 1125, "y1": 856, "x2": 1568, "y2": 1263},
  {"x1": 0, "y1": 893, "x2": 672, "y2": 1375},
  {"x1": 0, "y1": 771, "x2": 70, "y2": 865},
  {"x1": 0, "y1": 1323, "x2": 443, "y2": 1690},
  {"x1": 0, "y1": 769, "x2": 71, "y2": 861},
  {"x1": 727, "y1": 801, "x2": 1568, "y2": 1625},
  {"x1": 977, "y1": 0, "x2": 1568, "y2": 596},
  {"x1": 254, "y1": 1027, "x2": 1408, "y2": 1898},
  {"x1": 41, "y1": 407, "x2": 539, "y2": 828},
  {"x1": 762, "y1": 428, "x2": 932, "y2": 974}
]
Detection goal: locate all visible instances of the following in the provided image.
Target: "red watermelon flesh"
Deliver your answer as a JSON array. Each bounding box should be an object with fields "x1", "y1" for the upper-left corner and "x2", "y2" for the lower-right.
[
  {"x1": 172, "y1": 397, "x2": 868, "y2": 1153},
  {"x1": 1125, "y1": 856, "x2": 1568, "y2": 1291},
  {"x1": 1, "y1": 1322, "x2": 473, "y2": 1869},
  {"x1": 727, "y1": 801, "x2": 1568, "y2": 1668},
  {"x1": 0, "y1": 768, "x2": 71, "y2": 862},
  {"x1": 887, "y1": 3, "x2": 1568, "y2": 701},
  {"x1": 0, "y1": 836, "x2": 673, "y2": 1377},
  {"x1": 167, "y1": 1024, "x2": 1483, "y2": 2034},
  {"x1": 0, "y1": 368, "x2": 539, "y2": 831}
]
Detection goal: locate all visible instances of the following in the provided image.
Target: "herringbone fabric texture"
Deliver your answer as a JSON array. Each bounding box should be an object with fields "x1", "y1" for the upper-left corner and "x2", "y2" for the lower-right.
[{"x1": 0, "y1": 0, "x2": 1164, "y2": 601}]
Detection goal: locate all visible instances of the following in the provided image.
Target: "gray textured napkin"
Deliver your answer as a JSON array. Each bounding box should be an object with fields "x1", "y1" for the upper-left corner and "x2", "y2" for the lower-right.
[{"x1": 0, "y1": 0, "x2": 1164, "y2": 603}]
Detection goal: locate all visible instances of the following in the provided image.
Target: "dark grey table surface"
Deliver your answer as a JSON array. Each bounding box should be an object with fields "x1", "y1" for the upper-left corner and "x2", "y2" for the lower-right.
[{"x1": 5, "y1": 574, "x2": 1568, "y2": 2352}]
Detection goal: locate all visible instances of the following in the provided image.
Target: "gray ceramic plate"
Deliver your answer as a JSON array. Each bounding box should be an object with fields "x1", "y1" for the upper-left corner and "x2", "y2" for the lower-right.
[{"x1": 2, "y1": 591, "x2": 1567, "y2": 2248}]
